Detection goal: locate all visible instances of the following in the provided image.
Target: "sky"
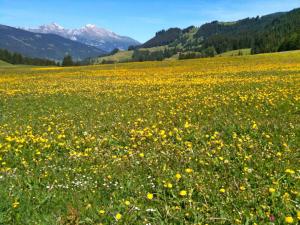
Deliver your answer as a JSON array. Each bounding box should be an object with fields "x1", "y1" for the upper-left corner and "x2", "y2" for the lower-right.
[{"x1": 0, "y1": 0, "x2": 299, "y2": 43}]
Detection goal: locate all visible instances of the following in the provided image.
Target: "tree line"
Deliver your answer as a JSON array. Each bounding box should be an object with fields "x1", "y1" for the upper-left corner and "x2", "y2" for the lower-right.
[
  {"x1": 0, "y1": 49, "x2": 57, "y2": 66},
  {"x1": 0, "y1": 48, "x2": 84, "y2": 67}
]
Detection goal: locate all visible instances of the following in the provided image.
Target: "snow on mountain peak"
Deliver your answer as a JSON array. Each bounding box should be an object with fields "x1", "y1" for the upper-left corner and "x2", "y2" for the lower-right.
[
  {"x1": 28, "y1": 23, "x2": 140, "y2": 52},
  {"x1": 40, "y1": 22, "x2": 64, "y2": 31},
  {"x1": 85, "y1": 24, "x2": 96, "y2": 29},
  {"x1": 51, "y1": 23, "x2": 64, "y2": 29}
]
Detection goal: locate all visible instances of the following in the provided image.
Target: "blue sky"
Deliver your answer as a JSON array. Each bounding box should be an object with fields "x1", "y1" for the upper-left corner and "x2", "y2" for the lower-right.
[{"x1": 0, "y1": 0, "x2": 299, "y2": 42}]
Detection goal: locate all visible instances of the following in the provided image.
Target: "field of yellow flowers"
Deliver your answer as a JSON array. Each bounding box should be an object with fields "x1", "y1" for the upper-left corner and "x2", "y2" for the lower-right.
[{"x1": 0, "y1": 51, "x2": 299, "y2": 224}]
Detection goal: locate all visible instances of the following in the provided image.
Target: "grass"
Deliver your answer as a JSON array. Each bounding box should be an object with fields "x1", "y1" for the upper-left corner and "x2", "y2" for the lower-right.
[
  {"x1": 94, "y1": 46, "x2": 170, "y2": 64},
  {"x1": 0, "y1": 60, "x2": 13, "y2": 67},
  {"x1": 95, "y1": 50, "x2": 134, "y2": 63},
  {"x1": 218, "y1": 49, "x2": 251, "y2": 57},
  {"x1": 0, "y1": 51, "x2": 299, "y2": 224}
]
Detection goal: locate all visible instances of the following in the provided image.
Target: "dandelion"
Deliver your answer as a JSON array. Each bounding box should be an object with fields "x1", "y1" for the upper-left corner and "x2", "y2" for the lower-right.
[
  {"x1": 125, "y1": 200, "x2": 131, "y2": 206},
  {"x1": 285, "y1": 216, "x2": 294, "y2": 224},
  {"x1": 115, "y1": 213, "x2": 122, "y2": 221},
  {"x1": 219, "y1": 188, "x2": 226, "y2": 193},
  {"x1": 147, "y1": 193, "x2": 154, "y2": 200},
  {"x1": 98, "y1": 209, "x2": 105, "y2": 215},
  {"x1": 179, "y1": 190, "x2": 187, "y2": 196},
  {"x1": 269, "y1": 188, "x2": 276, "y2": 193},
  {"x1": 285, "y1": 169, "x2": 295, "y2": 174},
  {"x1": 12, "y1": 200, "x2": 19, "y2": 208},
  {"x1": 166, "y1": 182, "x2": 173, "y2": 188},
  {"x1": 184, "y1": 121, "x2": 191, "y2": 128},
  {"x1": 185, "y1": 168, "x2": 193, "y2": 173},
  {"x1": 175, "y1": 173, "x2": 182, "y2": 180}
]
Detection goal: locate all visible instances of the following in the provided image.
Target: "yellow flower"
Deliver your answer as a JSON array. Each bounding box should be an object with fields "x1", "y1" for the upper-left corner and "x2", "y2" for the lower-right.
[
  {"x1": 185, "y1": 168, "x2": 193, "y2": 173},
  {"x1": 147, "y1": 193, "x2": 154, "y2": 200},
  {"x1": 175, "y1": 173, "x2": 182, "y2": 180},
  {"x1": 285, "y1": 169, "x2": 295, "y2": 174},
  {"x1": 235, "y1": 219, "x2": 241, "y2": 224},
  {"x1": 139, "y1": 153, "x2": 145, "y2": 158},
  {"x1": 125, "y1": 200, "x2": 131, "y2": 206},
  {"x1": 115, "y1": 213, "x2": 122, "y2": 220},
  {"x1": 179, "y1": 190, "x2": 187, "y2": 196},
  {"x1": 184, "y1": 121, "x2": 191, "y2": 128},
  {"x1": 164, "y1": 182, "x2": 173, "y2": 188},
  {"x1": 167, "y1": 182, "x2": 173, "y2": 188},
  {"x1": 219, "y1": 188, "x2": 226, "y2": 193},
  {"x1": 269, "y1": 188, "x2": 276, "y2": 193},
  {"x1": 285, "y1": 216, "x2": 294, "y2": 223},
  {"x1": 12, "y1": 200, "x2": 19, "y2": 208},
  {"x1": 297, "y1": 211, "x2": 300, "y2": 220},
  {"x1": 98, "y1": 209, "x2": 105, "y2": 214},
  {"x1": 240, "y1": 186, "x2": 246, "y2": 191}
]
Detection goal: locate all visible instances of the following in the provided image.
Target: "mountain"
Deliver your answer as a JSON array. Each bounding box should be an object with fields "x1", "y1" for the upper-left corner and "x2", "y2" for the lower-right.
[
  {"x1": 120, "y1": 7, "x2": 300, "y2": 62},
  {"x1": 193, "y1": 12, "x2": 288, "y2": 54},
  {"x1": 252, "y1": 8, "x2": 300, "y2": 53},
  {"x1": 28, "y1": 23, "x2": 140, "y2": 52},
  {"x1": 141, "y1": 28, "x2": 182, "y2": 48},
  {"x1": 0, "y1": 24, "x2": 106, "y2": 61}
]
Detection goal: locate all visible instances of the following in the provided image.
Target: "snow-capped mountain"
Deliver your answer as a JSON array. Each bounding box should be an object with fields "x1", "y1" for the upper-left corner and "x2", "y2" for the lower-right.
[
  {"x1": 0, "y1": 24, "x2": 106, "y2": 61},
  {"x1": 28, "y1": 23, "x2": 140, "y2": 52}
]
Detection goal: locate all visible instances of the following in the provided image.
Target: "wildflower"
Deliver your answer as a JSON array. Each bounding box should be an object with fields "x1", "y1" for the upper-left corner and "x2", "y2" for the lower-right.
[
  {"x1": 219, "y1": 188, "x2": 226, "y2": 193},
  {"x1": 164, "y1": 182, "x2": 173, "y2": 188},
  {"x1": 235, "y1": 219, "x2": 241, "y2": 224},
  {"x1": 185, "y1": 168, "x2": 193, "y2": 173},
  {"x1": 125, "y1": 200, "x2": 131, "y2": 206},
  {"x1": 240, "y1": 186, "x2": 246, "y2": 191},
  {"x1": 269, "y1": 215, "x2": 275, "y2": 222},
  {"x1": 12, "y1": 200, "x2": 19, "y2": 208},
  {"x1": 297, "y1": 211, "x2": 300, "y2": 220},
  {"x1": 98, "y1": 209, "x2": 105, "y2": 214},
  {"x1": 147, "y1": 193, "x2": 154, "y2": 200},
  {"x1": 175, "y1": 173, "x2": 182, "y2": 180},
  {"x1": 115, "y1": 213, "x2": 122, "y2": 220},
  {"x1": 285, "y1": 216, "x2": 293, "y2": 223},
  {"x1": 146, "y1": 208, "x2": 156, "y2": 212},
  {"x1": 184, "y1": 121, "x2": 191, "y2": 128},
  {"x1": 285, "y1": 169, "x2": 295, "y2": 174},
  {"x1": 179, "y1": 190, "x2": 187, "y2": 196},
  {"x1": 139, "y1": 153, "x2": 145, "y2": 158},
  {"x1": 166, "y1": 182, "x2": 173, "y2": 188},
  {"x1": 269, "y1": 188, "x2": 276, "y2": 193}
]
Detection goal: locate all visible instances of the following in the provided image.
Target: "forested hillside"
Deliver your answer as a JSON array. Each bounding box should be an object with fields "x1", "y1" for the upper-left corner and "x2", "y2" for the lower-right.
[
  {"x1": 93, "y1": 8, "x2": 300, "y2": 64},
  {"x1": 0, "y1": 49, "x2": 57, "y2": 66}
]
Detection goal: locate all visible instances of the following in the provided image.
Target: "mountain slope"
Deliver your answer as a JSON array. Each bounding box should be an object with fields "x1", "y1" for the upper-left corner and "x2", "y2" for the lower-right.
[
  {"x1": 141, "y1": 28, "x2": 182, "y2": 48},
  {"x1": 134, "y1": 8, "x2": 300, "y2": 60},
  {"x1": 194, "y1": 12, "x2": 287, "y2": 53},
  {"x1": 28, "y1": 23, "x2": 140, "y2": 52},
  {"x1": 0, "y1": 24, "x2": 106, "y2": 61},
  {"x1": 90, "y1": 7, "x2": 300, "y2": 64},
  {"x1": 252, "y1": 8, "x2": 300, "y2": 53},
  {"x1": 0, "y1": 59, "x2": 13, "y2": 67}
]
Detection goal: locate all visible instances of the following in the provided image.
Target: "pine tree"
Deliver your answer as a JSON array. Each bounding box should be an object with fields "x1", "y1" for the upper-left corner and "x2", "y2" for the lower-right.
[{"x1": 62, "y1": 55, "x2": 74, "y2": 67}]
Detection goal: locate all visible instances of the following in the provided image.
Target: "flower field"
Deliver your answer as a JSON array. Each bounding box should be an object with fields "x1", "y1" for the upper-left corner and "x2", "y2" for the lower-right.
[{"x1": 0, "y1": 52, "x2": 299, "y2": 224}]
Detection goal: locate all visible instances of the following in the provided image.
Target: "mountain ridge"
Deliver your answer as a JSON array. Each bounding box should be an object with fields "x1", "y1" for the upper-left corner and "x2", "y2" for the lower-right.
[
  {"x1": 27, "y1": 23, "x2": 140, "y2": 52},
  {"x1": 105, "y1": 7, "x2": 300, "y2": 63},
  {"x1": 0, "y1": 24, "x2": 106, "y2": 61}
]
